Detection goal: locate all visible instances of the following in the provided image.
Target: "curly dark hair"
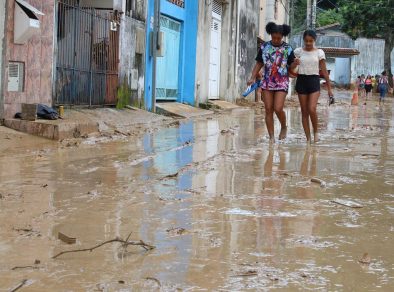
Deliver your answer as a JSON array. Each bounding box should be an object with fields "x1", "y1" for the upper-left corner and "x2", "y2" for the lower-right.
[{"x1": 265, "y1": 22, "x2": 291, "y2": 37}]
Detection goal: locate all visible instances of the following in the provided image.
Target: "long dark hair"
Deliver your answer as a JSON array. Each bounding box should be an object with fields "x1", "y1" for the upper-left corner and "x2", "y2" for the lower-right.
[{"x1": 266, "y1": 22, "x2": 291, "y2": 37}]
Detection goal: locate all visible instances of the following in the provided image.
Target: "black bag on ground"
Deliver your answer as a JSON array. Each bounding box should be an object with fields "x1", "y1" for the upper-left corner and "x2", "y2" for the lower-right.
[{"x1": 37, "y1": 104, "x2": 59, "y2": 120}]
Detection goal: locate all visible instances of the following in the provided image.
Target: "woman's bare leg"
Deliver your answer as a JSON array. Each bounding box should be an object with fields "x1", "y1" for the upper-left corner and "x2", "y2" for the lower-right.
[
  {"x1": 298, "y1": 94, "x2": 311, "y2": 142},
  {"x1": 273, "y1": 91, "x2": 287, "y2": 140},
  {"x1": 308, "y1": 91, "x2": 321, "y2": 143},
  {"x1": 263, "y1": 90, "x2": 275, "y2": 142}
]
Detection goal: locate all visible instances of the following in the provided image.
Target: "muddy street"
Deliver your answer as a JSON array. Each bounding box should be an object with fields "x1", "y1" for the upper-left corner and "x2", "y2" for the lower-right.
[{"x1": 1, "y1": 93, "x2": 393, "y2": 291}]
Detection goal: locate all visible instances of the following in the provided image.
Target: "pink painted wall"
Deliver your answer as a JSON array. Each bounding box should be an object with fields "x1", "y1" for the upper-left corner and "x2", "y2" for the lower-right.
[{"x1": 3, "y1": 0, "x2": 54, "y2": 118}]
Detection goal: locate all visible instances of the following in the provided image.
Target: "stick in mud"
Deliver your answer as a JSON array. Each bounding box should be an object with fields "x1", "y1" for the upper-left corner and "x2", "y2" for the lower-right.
[
  {"x1": 9, "y1": 279, "x2": 28, "y2": 292},
  {"x1": 11, "y1": 265, "x2": 39, "y2": 271},
  {"x1": 311, "y1": 178, "x2": 326, "y2": 187},
  {"x1": 52, "y1": 237, "x2": 155, "y2": 259},
  {"x1": 145, "y1": 277, "x2": 161, "y2": 287},
  {"x1": 331, "y1": 199, "x2": 363, "y2": 208}
]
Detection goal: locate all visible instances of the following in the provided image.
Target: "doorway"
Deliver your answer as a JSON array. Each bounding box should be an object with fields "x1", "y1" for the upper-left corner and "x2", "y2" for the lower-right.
[
  {"x1": 208, "y1": 0, "x2": 223, "y2": 100},
  {"x1": 156, "y1": 15, "x2": 181, "y2": 101}
]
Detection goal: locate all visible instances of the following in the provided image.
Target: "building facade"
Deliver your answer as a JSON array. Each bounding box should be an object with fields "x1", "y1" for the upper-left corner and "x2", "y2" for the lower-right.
[
  {"x1": 144, "y1": 0, "x2": 198, "y2": 111},
  {"x1": 1, "y1": 0, "x2": 55, "y2": 119},
  {"x1": 290, "y1": 24, "x2": 370, "y2": 87},
  {"x1": 195, "y1": 0, "x2": 260, "y2": 104}
]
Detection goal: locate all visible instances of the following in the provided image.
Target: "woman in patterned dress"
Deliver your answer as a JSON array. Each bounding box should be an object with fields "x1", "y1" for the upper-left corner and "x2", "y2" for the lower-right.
[{"x1": 248, "y1": 22, "x2": 296, "y2": 142}]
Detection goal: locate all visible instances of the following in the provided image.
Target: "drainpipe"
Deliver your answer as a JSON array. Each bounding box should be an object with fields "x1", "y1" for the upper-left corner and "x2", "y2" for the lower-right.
[{"x1": 151, "y1": 0, "x2": 160, "y2": 112}]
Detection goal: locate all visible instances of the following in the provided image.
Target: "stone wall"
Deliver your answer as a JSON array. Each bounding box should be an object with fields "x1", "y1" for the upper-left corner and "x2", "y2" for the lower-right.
[{"x1": 3, "y1": 0, "x2": 55, "y2": 118}]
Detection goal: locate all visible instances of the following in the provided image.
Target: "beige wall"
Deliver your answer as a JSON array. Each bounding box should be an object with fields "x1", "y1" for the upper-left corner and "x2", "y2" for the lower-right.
[
  {"x1": 259, "y1": 0, "x2": 289, "y2": 41},
  {"x1": 3, "y1": 0, "x2": 55, "y2": 118}
]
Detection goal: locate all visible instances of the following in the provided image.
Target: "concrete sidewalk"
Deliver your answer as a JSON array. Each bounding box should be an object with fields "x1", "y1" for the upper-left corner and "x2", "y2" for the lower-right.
[{"x1": 3, "y1": 107, "x2": 172, "y2": 140}]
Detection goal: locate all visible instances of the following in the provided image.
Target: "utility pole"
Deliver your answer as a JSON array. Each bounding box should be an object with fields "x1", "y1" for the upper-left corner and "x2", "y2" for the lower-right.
[
  {"x1": 151, "y1": 0, "x2": 160, "y2": 112},
  {"x1": 289, "y1": 0, "x2": 295, "y2": 34},
  {"x1": 311, "y1": 0, "x2": 317, "y2": 30},
  {"x1": 307, "y1": 0, "x2": 317, "y2": 29}
]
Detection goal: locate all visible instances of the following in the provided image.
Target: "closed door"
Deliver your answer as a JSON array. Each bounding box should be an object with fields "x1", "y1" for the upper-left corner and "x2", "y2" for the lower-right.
[
  {"x1": 209, "y1": 17, "x2": 222, "y2": 99},
  {"x1": 156, "y1": 15, "x2": 181, "y2": 100}
]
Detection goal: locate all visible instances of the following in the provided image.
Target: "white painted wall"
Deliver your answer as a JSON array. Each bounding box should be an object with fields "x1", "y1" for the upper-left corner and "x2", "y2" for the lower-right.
[
  {"x1": 0, "y1": 0, "x2": 6, "y2": 119},
  {"x1": 351, "y1": 38, "x2": 385, "y2": 80},
  {"x1": 326, "y1": 58, "x2": 335, "y2": 81},
  {"x1": 335, "y1": 58, "x2": 351, "y2": 85}
]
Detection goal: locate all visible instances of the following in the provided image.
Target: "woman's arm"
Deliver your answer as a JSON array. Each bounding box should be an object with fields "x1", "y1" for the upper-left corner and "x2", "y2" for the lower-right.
[
  {"x1": 248, "y1": 62, "x2": 264, "y2": 85},
  {"x1": 319, "y1": 59, "x2": 333, "y2": 97}
]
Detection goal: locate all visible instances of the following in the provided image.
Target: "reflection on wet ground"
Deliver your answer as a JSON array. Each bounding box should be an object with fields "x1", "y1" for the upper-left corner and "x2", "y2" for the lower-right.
[{"x1": 1, "y1": 94, "x2": 393, "y2": 291}]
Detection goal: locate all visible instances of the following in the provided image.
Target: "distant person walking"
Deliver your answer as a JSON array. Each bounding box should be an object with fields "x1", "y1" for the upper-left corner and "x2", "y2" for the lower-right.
[
  {"x1": 378, "y1": 71, "x2": 389, "y2": 105},
  {"x1": 294, "y1": 30, "x2": 333, "y2": 143},
  {"x1": 248, "y1": 22, "x2": 296, "y2": 143},
  {"x1": 365, "y1": 75, "x2": 373, "y2": 101}
]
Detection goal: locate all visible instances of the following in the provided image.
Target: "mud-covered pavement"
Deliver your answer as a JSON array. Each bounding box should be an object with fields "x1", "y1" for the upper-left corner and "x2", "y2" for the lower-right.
[{"x1": 1, "y1": 92, "x2": 393, "y2": 291}]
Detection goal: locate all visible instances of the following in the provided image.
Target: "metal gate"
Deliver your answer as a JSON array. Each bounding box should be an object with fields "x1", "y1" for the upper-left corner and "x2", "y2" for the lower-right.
[{"x1": 55, "y1": 0, "x2": 119, "y2": 106}]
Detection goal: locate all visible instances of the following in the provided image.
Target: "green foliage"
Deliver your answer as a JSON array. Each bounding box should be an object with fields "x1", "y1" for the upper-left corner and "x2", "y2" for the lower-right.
[
  {"x1": 293, "y1": 0, "x2": 308, "y2": 33},
  {"x1": 116, "y1": 76, "x2": 132, "y2": 109},
  {"x1": 317, "y1": 9, "x2": 343, "y2": 27},
  {"x1": 338, "y1": 0, "x2": 394, "y2": 40}
]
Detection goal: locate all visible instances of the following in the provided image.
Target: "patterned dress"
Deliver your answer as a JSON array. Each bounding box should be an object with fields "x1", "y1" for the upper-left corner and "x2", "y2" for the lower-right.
[{"x1": 255, "y1": 41, "x2": 295, "y2": 91}]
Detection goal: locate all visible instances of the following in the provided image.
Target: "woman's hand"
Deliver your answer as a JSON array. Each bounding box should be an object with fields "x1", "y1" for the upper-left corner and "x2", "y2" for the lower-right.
[
  {"x1": 294, "y1": 57, "x2": 301, "y2": 66},
  {"x1": 328, "y1": 88, "x2": 334, "y2": 97},
  {"x1": 247, "y1": 78, "x2": 256, "y2": 86}
]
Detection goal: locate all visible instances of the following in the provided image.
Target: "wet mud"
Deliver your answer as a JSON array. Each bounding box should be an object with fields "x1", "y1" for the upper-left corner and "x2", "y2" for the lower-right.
[{"x1": 0, "y1": 91, "x2": 393, "y2": 291}]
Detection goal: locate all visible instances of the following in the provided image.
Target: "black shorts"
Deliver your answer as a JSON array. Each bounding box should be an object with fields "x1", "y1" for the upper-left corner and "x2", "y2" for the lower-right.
[
  {"x1": 296, "y1": 75, "x2": 320, "y2": 94},
  {"x1": 365, "y1": 84, "x2": 372, "y2": 93}
]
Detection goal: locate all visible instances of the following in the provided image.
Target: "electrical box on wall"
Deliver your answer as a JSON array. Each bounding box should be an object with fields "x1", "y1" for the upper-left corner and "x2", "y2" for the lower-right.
[
  {"x1": 14, "y1": 0, "x2": 44, "y2": 44},
  {"x1": 8, "y1": 62, "x2": 24, "y2": 92}
]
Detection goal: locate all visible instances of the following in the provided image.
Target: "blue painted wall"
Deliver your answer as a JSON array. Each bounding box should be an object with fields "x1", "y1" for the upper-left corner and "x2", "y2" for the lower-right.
[{"x1": 144, "y1": 0, "x2": 198, "y2": 111}]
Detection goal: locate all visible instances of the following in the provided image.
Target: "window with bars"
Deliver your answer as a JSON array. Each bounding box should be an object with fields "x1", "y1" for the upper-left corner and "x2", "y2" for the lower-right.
[
  {"x1": 125, "y1": 0, "x2": 145, "y2": 20},
  {"x1": 167, "y1": 0, "x2": 185, "y2": 9}
]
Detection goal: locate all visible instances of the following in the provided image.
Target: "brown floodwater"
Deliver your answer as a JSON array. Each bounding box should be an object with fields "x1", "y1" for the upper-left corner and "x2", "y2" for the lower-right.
[{"x1": 1, "y1": 92, "x2": 393, "y2": 291}]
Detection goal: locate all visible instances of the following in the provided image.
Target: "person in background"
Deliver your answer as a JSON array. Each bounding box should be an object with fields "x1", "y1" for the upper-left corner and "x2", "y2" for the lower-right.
[
  {"x1": 359, "y1": 74, "x2": 366, "y2": 100},
  {"x1": 248, "y1": 22, "x2": 297, "y2": 143},
  {"x1": 371, "y1": 75, "x2": 377, "y2": 93},
  {"x1": 378, "y1": 71, "x2": 389, "y2": 105},
  {"x1": 294, "y1": 30, "x2": 333, "y2": 144},
  {"x1": 375, "y1": 74, "x2": 381, "y2": 93},
  {"x1": 364, "y1": 74, "x2": 373, "y2": 102}
]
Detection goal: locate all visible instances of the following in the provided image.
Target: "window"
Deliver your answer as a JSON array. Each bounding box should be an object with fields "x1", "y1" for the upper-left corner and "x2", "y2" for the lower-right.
[
  {"x1": 167, "y1": 0, "x2": 185, "y2": 9},
  {"x1": 8, "y1": 62, "x2": 25, "y2": 92}
]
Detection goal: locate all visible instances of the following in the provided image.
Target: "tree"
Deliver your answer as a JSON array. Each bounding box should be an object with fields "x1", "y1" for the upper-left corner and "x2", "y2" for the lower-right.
[
  {"x1": 317, "y1": 9, "x2": 343, "y2": 27},
  {"x1": 292, "y1": 0, "x2": 308, "y2": 33},
  {"x1": 339, "y1": 0, "x2": 394, "y2": 84}
]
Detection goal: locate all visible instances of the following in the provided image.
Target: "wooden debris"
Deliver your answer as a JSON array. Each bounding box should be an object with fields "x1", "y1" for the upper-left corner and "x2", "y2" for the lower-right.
[
  {"x1": 166, "y1": 227, "x2": 186, "y2": 235},
  {"x1": 58, "y1": 232, "x2": 77, "y2": 244},
  {"x1": 231, "y1": 270, "x2": 258, "y2": 277},
  {"x1": 358, "y1": 253, "x2": 371, "y2": 265},
  {"x1": 52, "y1": 236, "x2": 155, "y2": 259},
  {"x1": 331, "y1": 199, "x2": 363, "y2": 208},
  {"x1": 10, "y1": 279, "x2": 28, "y2": 292},
  {"x1": 163, "y1": 172, "x2": 179, "y2": 179},
  {"x1": 145, "y1": 277, "x2": 161, "y2": 287},
  {"x1": 311, "y1": 178, "x2": 327, "y2": 187},
  {"x1": 361, "y1": 153, "x2": 379, "y2": 158}
]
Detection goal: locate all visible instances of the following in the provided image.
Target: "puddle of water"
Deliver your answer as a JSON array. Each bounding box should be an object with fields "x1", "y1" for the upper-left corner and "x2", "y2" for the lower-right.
[{"x1": 0, "y1": 95, "x2": 393, "y2": 290}]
